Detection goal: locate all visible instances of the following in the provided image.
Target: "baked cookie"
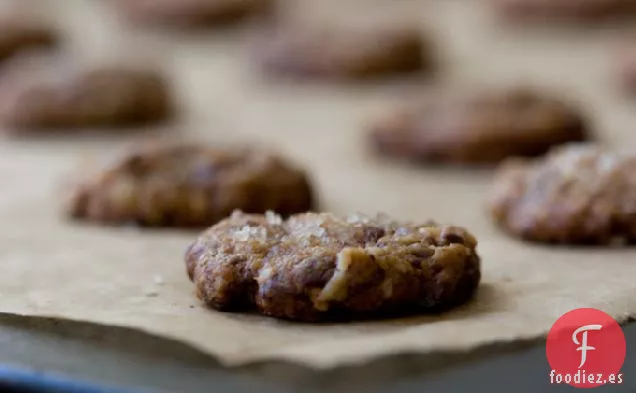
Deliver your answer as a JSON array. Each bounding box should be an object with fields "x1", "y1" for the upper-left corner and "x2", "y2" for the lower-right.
[
  {"x1": 255, "y1": 24, "x2": 430, "y2": 81},
  {"x1": 0, "y1": 21, "x2": 56, "y2": 62},
  {"x1": 114, "y1": 0, "x2": 271, "y2": 28},
  {"x1": 0, "y1": 67, "x2": 173, "y2": 129},
  {"x1": 493, "y1": 0, "x2": 636, "y2": 22},
  {"x1": 488, "y1": 144, "x2": 636, "y2": 245},
  {"x1": 185, "y1": 211, "x2": 481, "y2": 321},
  {"x1": 67, "y1": 142, "x2": 315, "y2": 228},
  {"x1": 368, "y1": 89, "x2": 589, "y2": 165},
  {"x1": 617, "y1": 46, "x2": 636, "y2": 94}
]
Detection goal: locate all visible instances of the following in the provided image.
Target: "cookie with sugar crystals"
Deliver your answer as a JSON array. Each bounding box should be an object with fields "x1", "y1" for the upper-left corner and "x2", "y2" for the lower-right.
[{"x1": 185, "y1": 211, "x2": 481, "y2": 321}]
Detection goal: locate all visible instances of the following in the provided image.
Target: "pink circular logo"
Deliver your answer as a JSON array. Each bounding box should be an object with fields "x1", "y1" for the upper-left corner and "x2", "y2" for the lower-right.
[{"x1": 546, "y1": 308, "x2": 626, "y2": 388}]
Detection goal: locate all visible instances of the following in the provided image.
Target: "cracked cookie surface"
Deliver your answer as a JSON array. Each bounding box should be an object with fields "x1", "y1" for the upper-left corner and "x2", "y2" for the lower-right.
[
  {"x1": 67, "y1": 142, "x2": 315, "y2": 228},
  {"x1": 369, "y1": 88, "x2": 588, "y2": 165},
  {"x1": 489, "y1": 144, "x2": 636, "y2": 244},
  {"x1": 186, "y1": 211, "x2": 481, "y2": 321}
]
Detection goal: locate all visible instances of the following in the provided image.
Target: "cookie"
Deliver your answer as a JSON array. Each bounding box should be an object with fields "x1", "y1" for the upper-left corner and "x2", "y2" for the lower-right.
[
  {"x1": 255, "y1": 24, "x2": 430, "y2": 81},
  {"x1": 0, "y1": 21, "x2": 56, "y2": 62},
  {"x1": 0, "y1": 67, "x2": 173, "y2": 129},
  {"x1": 368, "y1": 89, "x2": 589, "y2": 165},
  {"x1": 185, "y1": 211, "x2": 481, "y2": 321},
  {"x1": 67, "y1": 142, "x2": 315, "y2": 228},
  {"x1": 617, "y1": 46, "x2": 636, "y2": 94},
  {"x1": 493, "y1": 0, "x2": 636, "y2": 22},
  {"x1": 488, "y1": 144, "x2": 636, "y2": 245},
  {"x1": 115, "y1": 0, "x2": 271, "y2": 28}
]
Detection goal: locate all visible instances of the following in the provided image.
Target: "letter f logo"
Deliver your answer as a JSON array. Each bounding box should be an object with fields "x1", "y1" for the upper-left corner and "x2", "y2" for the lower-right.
[{"x1": 573, "y1": 324, "x2": 603, "y2": 368}]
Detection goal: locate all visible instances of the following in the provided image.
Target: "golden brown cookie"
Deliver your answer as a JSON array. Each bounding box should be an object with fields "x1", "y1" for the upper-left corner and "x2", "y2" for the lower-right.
[
  {"x1": 255, "y1": 23, "x2": 431, "y2": 81},
  {"x1": 0, "y1": 67, "x2": 173, "y2": 130},
  {"x1": 67, "y1": 142, "x2": 315, "y2": 228},
  {"x1": 185, "y1": 211, "x2": 481, "y2": 321},
  {"x1": 488, "y1": 144, "x2": 636, "y2": 245},
  {"x1": 492, "y1": 0, "x2": 636, "y2": 22},
  {"x1": 0, "y1": 20, "x2": 56, "y2": 62},
  {"x1": 114, "y1": 0, "x2": 271, "y2": 28},
  {"x1": 368, "y1": 89, "x2": 589, "y2": 165}
]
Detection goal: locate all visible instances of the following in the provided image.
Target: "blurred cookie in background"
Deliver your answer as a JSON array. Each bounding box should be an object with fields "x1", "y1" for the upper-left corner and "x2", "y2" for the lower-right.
[
  {"x1": 488, "y1": 144, "x2": 636, "y2": 245},
  {"x1": 253, "y1": 20, "x2": 433, "y2": 82},
  {"x1": 616, "y1": 44, "x2": 636, "y2": 94},
  {"x1": 368, "y1": 88, "x2": 590, "y2": 165},
  {"x1": 0, "y1": 17, "x2": 57, "y2": 63},
  {"x1": 113, "y1": 0, "x2": 272, "y2": 29},
  {"x1": 492, "y1": 0, "x2": 636, "y2": 22},
  {"x1": 0, "y1": 63, "x2": 174, "y2": 131},
  {"x1": 66, "y1": 141, "x2": 316, "y2": 228}
]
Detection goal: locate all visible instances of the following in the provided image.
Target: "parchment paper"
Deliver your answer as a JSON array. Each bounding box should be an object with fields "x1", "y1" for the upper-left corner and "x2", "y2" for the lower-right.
[{"x1": 1, "y1": 0, "x2": 636, "y2": 368}]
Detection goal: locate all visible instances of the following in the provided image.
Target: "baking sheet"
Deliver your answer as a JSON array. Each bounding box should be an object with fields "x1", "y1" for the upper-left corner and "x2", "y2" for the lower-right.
[{"x1": 1, "y1": 0, "x2": 636, "y2": 369}]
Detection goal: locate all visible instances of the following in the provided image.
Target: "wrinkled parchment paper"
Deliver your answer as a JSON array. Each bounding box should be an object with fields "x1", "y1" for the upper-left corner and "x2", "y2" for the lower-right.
[{"x1": 1, "y1": 0, "x2": 636, "y2": 368}]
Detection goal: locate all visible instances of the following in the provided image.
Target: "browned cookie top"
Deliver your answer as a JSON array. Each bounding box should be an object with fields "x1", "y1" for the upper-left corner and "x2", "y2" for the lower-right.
[
  {"x1": 489, "y1": 144, "x2": 636, "y2": 245},
  {"x1": 369, "y1": 89, "x2": 588, "y2": 165},
  {"x1": 115, "y1": 0, "x2": 271, "y2": 28},
  {"x1": 256, "y1": 24, "x2": 429, "y2": 81},
  {"x1": 186, "y1": 211, "x2": 481, "y2": 321},
  {"x1": 0, "y1": 21, "x2": 56, "y2": 62},
  {"x1": 493, "y1": 0, "x2": 636, "y2": 21},
  {"x1": 0, "y1": 67, "x2": 173, "y2": 129},
  {"x1": 67, "y1": 142, "x2": 314, "y2": 228}
]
